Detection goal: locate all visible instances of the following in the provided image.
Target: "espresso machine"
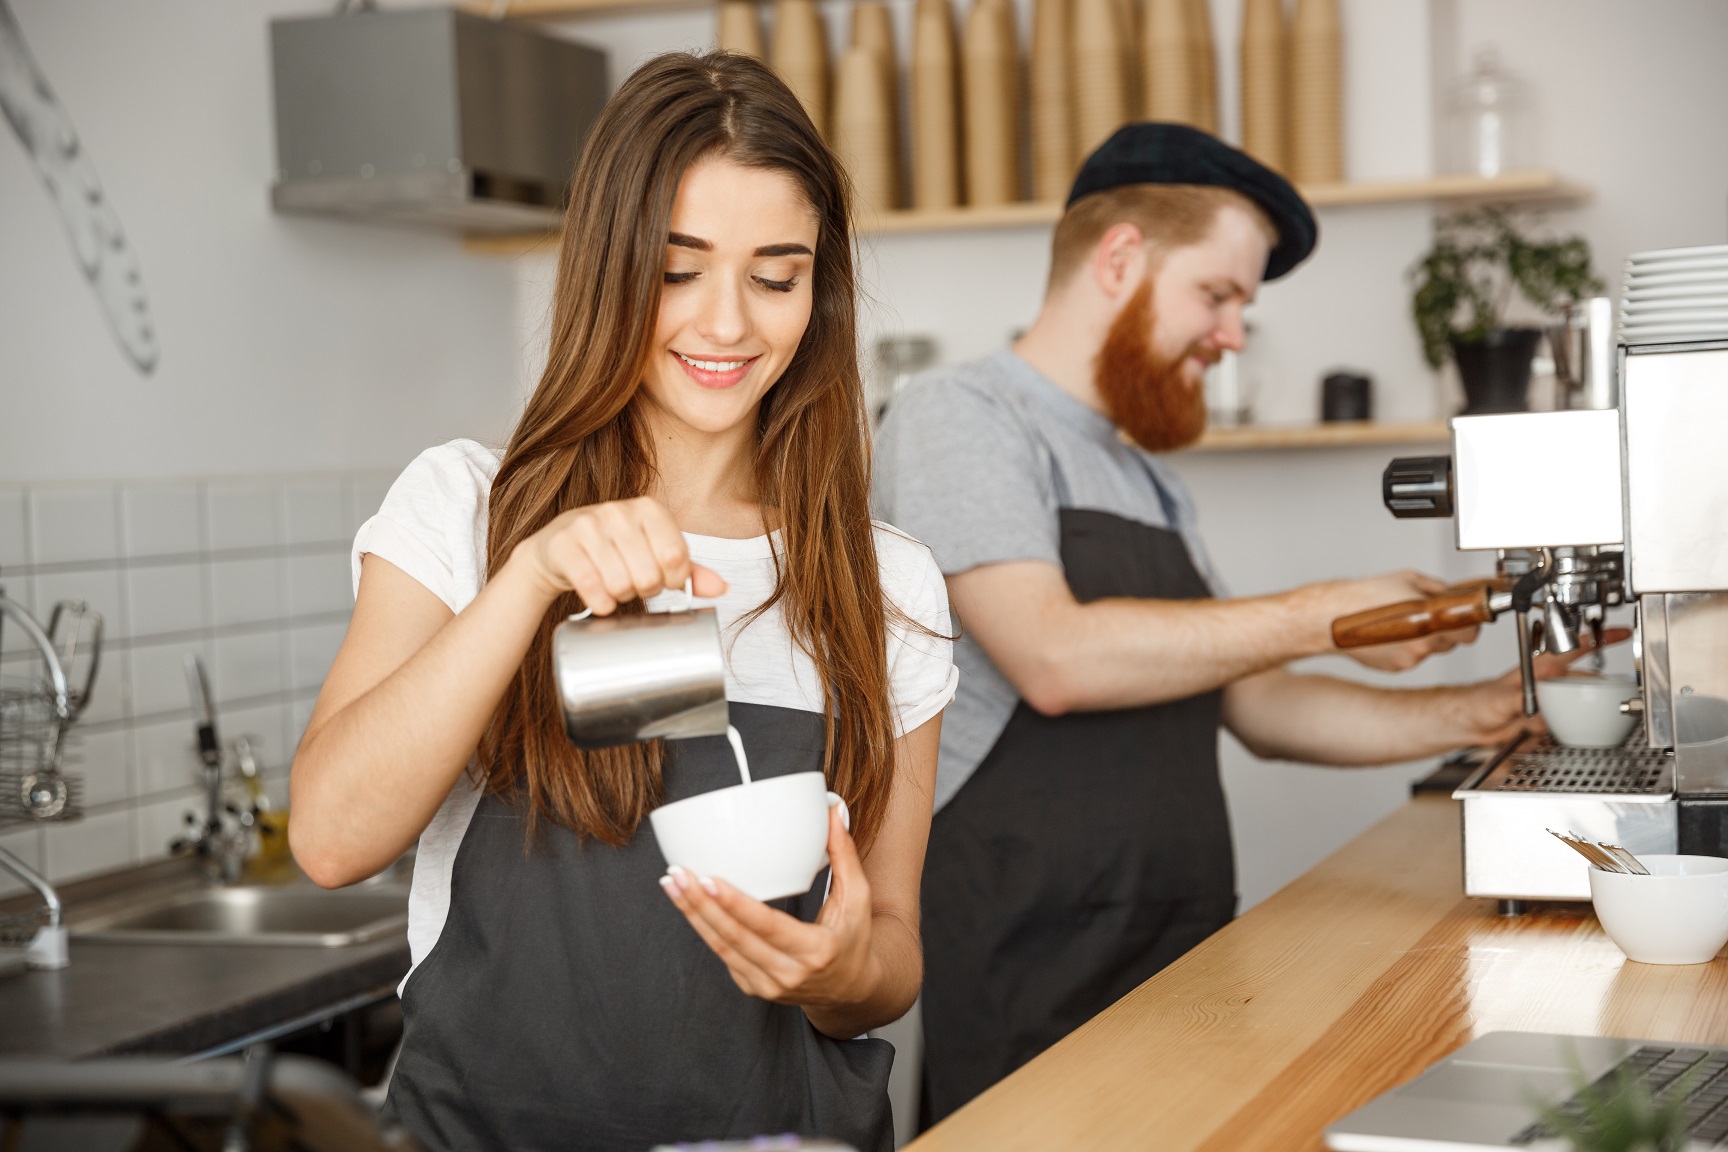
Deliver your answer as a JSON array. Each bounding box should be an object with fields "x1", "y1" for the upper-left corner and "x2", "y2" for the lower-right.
[{"x1": 1333, "y1": 265, "x2": 1728, "y2": 909}]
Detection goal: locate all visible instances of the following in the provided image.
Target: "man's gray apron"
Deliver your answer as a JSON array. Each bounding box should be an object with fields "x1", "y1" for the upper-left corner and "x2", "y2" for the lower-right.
[
  {"x1": 384, "y1": 702, "x2": 896, "y2": 1152},
  {"x1": 919, "y1": 508, "x2": 1237, "y2": 1125}
]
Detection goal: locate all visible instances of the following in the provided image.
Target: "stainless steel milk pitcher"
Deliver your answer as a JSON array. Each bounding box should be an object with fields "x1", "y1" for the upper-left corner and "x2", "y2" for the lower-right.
[{"x1": 552, "y1": 583, "x2": 729, "y2": 749}]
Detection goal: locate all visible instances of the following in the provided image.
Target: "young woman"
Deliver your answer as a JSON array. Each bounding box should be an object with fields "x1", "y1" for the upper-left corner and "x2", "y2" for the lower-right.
[{"x1": 289, "y1": 53, "x2": 954, "y2": 1152}]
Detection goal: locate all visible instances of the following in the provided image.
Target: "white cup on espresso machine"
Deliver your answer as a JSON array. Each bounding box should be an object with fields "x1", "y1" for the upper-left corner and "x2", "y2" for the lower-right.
[{"x1": 552, "y1": 582, "x2": 729, "y2": 749}]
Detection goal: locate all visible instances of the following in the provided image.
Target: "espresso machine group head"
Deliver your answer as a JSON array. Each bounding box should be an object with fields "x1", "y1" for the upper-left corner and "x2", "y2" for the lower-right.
[{"x1": 1333, "y1": 282, "x2": 1728, "y2": 907}]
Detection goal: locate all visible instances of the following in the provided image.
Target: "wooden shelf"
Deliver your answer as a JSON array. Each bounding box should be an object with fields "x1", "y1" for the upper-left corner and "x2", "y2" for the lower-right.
[
  {"x1": 1185, "y1": 419, "x2": 1451, "y2": 453},
  {"x1": 463, "y1": 0, "x2": 704, "y2": 16},
  {"x1": 463, "y1": 170, "x2": 1589, "y2": 257}
]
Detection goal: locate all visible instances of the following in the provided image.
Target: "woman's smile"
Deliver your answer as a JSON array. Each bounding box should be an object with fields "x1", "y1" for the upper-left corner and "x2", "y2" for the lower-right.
[{"x1": 673, "y1": 350, "x2": 760, "y2": 389}]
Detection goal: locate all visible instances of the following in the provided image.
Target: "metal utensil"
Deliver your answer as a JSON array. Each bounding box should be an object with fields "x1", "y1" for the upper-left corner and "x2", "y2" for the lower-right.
[
  {"x1": 552, "y1": 581, "x2": 728, "y2": 749},
  {"x1": 1600, "y1": 842, "x2": 1651, "y2": 876},
  {"x1": 1548, "y1": 829, "x2": 1630, "y2": 874},
  {"x1": 1548, "y1": 829, "x2": 1654, "y2": 877}
]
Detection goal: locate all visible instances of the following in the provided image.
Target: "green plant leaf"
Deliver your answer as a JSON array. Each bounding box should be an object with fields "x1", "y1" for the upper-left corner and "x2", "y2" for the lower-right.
[
  {"x1": 1531, "y1": 1056, "x2": 1694, "y2": 1152},
  {"x1": 1408, "y1": 208, "x2": 1601, "y2": 367}
]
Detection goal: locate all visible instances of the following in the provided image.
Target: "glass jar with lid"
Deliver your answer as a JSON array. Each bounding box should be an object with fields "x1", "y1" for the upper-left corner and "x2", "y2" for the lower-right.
[{"x1": 1446, "y1": 47, "x2": 1533, "y2": 178}]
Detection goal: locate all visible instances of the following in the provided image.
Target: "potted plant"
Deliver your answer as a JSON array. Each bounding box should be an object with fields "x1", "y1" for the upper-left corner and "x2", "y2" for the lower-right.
[
  {"x1": 1532, "y1": 1059, "x2": 1691, "y2": 1152},
  {"x1": 1409, "y1": 208, "x2": 1603, "y2": 413}
]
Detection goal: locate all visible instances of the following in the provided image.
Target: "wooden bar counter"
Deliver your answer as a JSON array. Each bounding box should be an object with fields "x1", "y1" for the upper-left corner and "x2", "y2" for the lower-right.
[{"x1": 909, "y1": 794, "x2": 1728, "y2": 1151}]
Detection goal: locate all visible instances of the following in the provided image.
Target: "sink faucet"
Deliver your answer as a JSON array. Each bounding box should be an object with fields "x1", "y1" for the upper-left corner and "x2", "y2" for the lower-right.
[
  {"x1": 0, "y1": 841, "x2": 69, "y2": 969},
  {"x1": 175, "y1": 655, "x2": 252, "y2": 884}
]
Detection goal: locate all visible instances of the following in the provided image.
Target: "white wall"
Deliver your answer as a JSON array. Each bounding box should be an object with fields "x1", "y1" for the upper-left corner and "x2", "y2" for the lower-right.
[
  {"x1": 0, "y1": 0, "x2": 524, "y2": 484},
  {"x1": 1447, "y1": 0, "x2": 1728, "y2": 280}
]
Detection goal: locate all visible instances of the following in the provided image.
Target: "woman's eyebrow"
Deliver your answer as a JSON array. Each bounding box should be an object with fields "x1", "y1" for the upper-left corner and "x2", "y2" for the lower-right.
[{"x1": 665, "y1": 233, "x2": 813, "y2": 259}]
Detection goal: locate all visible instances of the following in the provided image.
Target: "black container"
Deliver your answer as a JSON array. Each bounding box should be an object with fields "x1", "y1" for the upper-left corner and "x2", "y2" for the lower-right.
[
  {"x1": 1450, "y1": 328, "x2": 1543, "y2": 414},
  {"x1": 1320, "y1": 371, "x2": 1373, "y2": 422}
]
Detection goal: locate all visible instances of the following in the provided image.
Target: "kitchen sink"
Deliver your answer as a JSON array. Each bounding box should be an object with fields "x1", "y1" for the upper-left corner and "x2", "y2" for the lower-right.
[{"x1": 73, "y1": 886, "x2": 409, "y2": 948}]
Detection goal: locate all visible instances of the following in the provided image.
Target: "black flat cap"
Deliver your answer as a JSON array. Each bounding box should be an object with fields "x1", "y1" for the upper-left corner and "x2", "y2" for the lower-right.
[{"x1": 1067, "y1": 122, "x2": 1318, "y2": 281}]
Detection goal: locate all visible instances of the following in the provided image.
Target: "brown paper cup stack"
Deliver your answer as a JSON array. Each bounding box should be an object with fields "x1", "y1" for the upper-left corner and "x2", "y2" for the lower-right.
[
  {"x1": 1185, "y1": 0, "x2": 1218, "y2": 133},
  {"x1": 770, "y1": 0, "x2": 830, "y2": 138},
  {"x1": 1238, "y1": 0, "x2": 1287, "y2": 173},
  {"x1": 1029, "y1": 0, "x2": 1074, "y2": 201},
  {"x1": 834, "y1": 44, "x2": 900, "y2": 213},
  {"x1": 716, "y1": 0, "x2": 763, "y2": 57},
  {"x1": 851, "y1": 1, "x2": 896, "y2": 86},
  {"x1": 1142, "y1": 0, "x2": 1193, "y2": 124},
  {"x1": 1114, "y1": 0, "x2": 1139, "y2": 118},
  {"x1": 911, "y1": 0, "x2": 961, "y2": 209},
  {"x1": 846, "y1": 3, "x2": 900, "y2": 209},
  {"x1": 1289, "y1": 0, "x2": 1342, "y2": 184},
  {"x1": 1073, "y1": 0, "x2": 1129, "y2": 156},
  {"x1": 963, "y1": 0, "x2": 1021, "y2": 205}
]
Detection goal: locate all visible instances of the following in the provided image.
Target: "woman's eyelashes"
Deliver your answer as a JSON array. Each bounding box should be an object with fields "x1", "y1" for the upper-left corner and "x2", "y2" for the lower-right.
[{"x1": 660, "y1": 269, "x2": 800, "y2": 293}]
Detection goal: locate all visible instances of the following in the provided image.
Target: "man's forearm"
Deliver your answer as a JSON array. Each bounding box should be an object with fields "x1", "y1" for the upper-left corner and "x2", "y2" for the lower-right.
[
  {"x1": 1007, "y1": 588, "x2": 1335, "y2": 713},
  {"x1": 948, "y1": 561, "x2": 1456, "y2": 716},
  {"x1": 1222, "y1": 668, "x2": 1494, "y2": 767}
]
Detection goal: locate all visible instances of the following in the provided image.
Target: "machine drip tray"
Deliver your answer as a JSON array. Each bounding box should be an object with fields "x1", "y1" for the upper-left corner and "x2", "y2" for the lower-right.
[
  {"x1": 1467, "y1": 727, "x2": 1671, "y2": 799},
  {"x1": 1453, "y1": 727, "x2": 1677, "y2": 902}
]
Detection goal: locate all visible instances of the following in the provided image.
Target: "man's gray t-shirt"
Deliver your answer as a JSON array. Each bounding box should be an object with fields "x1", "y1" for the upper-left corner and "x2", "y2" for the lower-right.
[{"x1": 871, "y1": 349, "x2": 1221, "y2": 812}]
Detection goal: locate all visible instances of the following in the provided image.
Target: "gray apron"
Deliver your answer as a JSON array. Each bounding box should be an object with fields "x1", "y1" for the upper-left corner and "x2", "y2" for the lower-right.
[
  {"x1": 918, "y1": 508, "x2": 1238, "y2": 1125},
  {"x1": 384, "y1": 702, "x2": 896, "y2": 1152}
]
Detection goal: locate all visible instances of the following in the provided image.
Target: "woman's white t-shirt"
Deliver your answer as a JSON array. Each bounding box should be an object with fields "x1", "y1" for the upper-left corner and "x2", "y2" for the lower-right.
[{"x1": 351, "y1": 439, "x2": 958, "y2": 981}]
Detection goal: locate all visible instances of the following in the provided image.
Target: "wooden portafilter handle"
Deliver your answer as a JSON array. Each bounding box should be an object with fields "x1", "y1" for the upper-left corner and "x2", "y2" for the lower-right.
[{"x1": 1331, "y1": 584, "x2": 1498, "y2": 649}]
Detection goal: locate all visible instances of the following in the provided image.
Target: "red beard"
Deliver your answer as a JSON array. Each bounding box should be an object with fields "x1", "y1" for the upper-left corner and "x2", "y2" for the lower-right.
[{"x1": 1093, "y1": 282, "x2": 1212, "y2": 453}]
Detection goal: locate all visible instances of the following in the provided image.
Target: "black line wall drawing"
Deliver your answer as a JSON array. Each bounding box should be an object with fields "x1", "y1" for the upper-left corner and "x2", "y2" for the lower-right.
[{"x1": 0, "y1": 0, "x2": 159, "y2": 375}]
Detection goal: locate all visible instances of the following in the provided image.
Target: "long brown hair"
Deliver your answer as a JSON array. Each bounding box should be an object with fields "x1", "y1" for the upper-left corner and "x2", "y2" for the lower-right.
[{"x1": 480, "y1": 52, "x2": 898, "y2": 854}]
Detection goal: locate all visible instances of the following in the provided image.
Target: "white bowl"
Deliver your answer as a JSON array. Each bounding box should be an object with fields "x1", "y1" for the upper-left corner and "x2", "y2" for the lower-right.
[
  {"x1": 1590, "y1": 855, "x2": 1728, "y2": 964},
  {"x1": 1536, "y1": 676, "x2": 1639, "y2": 748},
  {"x1": 649, "y1": 772, "x2": 835, "y2": 901}
]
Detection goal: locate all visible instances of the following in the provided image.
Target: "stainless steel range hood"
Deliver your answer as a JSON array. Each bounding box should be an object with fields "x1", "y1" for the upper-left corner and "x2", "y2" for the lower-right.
[{"x1": 269, "y1": 7, "x2": 607, "y2": 232}]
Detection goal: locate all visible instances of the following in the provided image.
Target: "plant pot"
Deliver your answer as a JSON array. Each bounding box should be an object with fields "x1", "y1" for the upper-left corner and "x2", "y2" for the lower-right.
[{"x1": 1450, "y1": 328, "x2": 1543, "y2": 414}]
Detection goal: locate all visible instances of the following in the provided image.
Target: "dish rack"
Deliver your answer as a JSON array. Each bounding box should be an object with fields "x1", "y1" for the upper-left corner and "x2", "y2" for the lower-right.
[{"x1": 0, "y1": 588, "x2": 101, "y2": 969}]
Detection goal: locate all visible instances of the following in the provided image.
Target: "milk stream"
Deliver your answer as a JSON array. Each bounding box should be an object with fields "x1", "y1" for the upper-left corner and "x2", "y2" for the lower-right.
[{"x1": 726, "y1": 724, "x2": 752, "y2": 786}]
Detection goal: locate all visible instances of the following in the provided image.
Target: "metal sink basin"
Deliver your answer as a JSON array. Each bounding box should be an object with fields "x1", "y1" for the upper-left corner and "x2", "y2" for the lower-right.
[{"x1": 74, "y1": 886, "x2": 409, "y2": 947}]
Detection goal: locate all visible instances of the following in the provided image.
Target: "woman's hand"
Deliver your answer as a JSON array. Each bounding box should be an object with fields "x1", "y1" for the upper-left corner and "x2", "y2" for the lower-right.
[
  {"x1": 1452, "y1": 626, "x2": 1634, "y2": 746},
  {"x1": 659, "y1": 805, "x2": 883, "y2": 1016},
  {"x1": 509, "y1": 496, "x2": 727, "y2": 613}
]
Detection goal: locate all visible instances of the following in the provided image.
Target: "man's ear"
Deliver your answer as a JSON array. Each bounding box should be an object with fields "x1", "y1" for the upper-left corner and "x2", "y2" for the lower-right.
[{"x1": 1090, "y1": 223, "x2": 1148, "y2": 301}]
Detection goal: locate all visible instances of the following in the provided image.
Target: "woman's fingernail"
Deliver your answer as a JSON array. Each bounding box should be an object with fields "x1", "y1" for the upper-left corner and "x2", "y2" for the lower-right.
[
  {"x1": 668, "y1": 865, "x2": 692, "y2": 893},
  {"x1": 699, "y1": 876, "x2": 719, "y2": 897},
  {"x1": 658, "y1": 875, "x2": 677, "y2": 896}
]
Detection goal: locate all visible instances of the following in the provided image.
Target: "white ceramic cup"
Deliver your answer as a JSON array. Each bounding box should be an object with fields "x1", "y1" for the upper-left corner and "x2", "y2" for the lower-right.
[
  {"x1": 1536, "y1": 675, "x2": 1639, "y2": 748},
  {"x1": 649, "y1": 772, "x2": 847, "y2": 901},
  {"x1": 1589, "y1": 854, "x2": 1728, "y2": 964}
]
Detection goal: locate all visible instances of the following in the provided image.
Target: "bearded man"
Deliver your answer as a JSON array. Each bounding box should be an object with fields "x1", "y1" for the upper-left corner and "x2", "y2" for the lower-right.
[{"x1": 871, "y1": 124, "x2": 1579, "y2": 1125}]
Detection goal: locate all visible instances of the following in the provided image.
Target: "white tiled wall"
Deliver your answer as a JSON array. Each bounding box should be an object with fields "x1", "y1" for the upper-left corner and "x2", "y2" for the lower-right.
[{"x1": 0, "y1": 471, "x2": 395, "y2": 891}]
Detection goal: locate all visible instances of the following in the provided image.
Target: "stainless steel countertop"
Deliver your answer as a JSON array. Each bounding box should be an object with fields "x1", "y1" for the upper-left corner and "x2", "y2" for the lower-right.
[{"x1": 0, "y1": 854, "x2": 411, "y2": 1059}]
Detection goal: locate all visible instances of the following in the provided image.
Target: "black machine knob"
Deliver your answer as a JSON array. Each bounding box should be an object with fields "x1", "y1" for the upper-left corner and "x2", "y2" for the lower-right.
[{"x1": 1382, "y1": 456, "x2": 1454, "y2": 518}]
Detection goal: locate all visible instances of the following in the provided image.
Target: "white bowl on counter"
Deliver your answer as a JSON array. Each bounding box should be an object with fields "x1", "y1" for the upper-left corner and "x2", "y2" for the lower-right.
[
  {"x1": 1536, "y1": 675, "x2": 1639, "y2": 748},
  {"x1": 1589, "y1": 854, "x2": 1728, "y2": 965}
]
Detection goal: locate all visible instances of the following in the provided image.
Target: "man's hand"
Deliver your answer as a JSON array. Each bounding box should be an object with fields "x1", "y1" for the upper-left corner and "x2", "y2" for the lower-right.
[
  {"x1": 1312, "y1": 569, "x2": 1484, "y2": 672},
  {"x1": 1451, "y1": 627, "x2": 1635, "y2": 746},
  {"x1": 1222, "y1": 627, "x2": 1633, "y2": 767}
]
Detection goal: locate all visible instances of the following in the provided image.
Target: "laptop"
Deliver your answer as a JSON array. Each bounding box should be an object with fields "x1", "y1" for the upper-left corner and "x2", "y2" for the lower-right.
[{"x1": 1325, "y1": 1031, "x2": 1728, "y2": 1151}]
